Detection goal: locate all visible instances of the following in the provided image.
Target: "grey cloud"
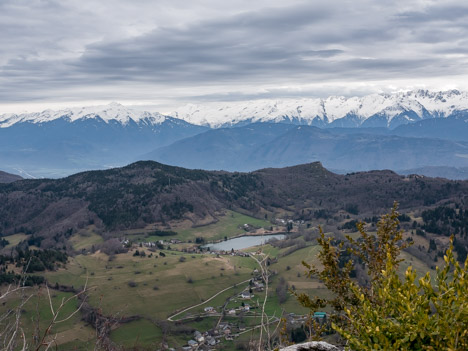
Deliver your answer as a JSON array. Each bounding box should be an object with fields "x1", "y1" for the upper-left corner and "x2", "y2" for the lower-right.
[
  {"x1": 396, "y1": 4, "x2": 468, "y2": 23},
  {"x1": 1, "y1": 0, "x2": 468, "y2": 106}
]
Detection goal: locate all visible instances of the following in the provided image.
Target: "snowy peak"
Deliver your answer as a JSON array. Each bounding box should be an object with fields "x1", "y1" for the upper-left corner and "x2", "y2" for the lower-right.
[
  {"x1": 2, "y1": 90, "x2": 468, "y2": 129},
  {"x1": 0, "y1": 103, "x2": 167, "y2": 128},
  {"x1": 172, "y1": 90, "x2": 468, "y2": 128}
]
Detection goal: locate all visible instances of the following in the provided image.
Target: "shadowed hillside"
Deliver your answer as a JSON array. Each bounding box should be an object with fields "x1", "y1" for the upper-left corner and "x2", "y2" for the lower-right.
[
  {"x1": 0, "y1": 170, "x2": 22, "y2": 183},
  {"x1": 145, "y1": 123, "x2": 468, "y2": 172},
  {"x1": 0, "y1": 161, "x2": 467, "y2": 244}
]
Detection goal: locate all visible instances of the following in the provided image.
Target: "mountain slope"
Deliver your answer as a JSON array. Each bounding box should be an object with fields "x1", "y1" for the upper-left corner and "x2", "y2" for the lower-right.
[
  {"x1": 0, "y1": 161, "x2": 467, "y2": 245},
  {"x1": 142, "y1": 123, "x2": 296, "y2": 170},
  {"x1": 0, "y1": 170, "x2": 22, "y2": 183},
  {"x1": 146, "y1": 124, "x2": 468, "y2": 172},
  {"x1": 0, "y1": 103, "x2": 208, "y2": 177},
  {"x1": 391, "y1": 115, "x2": 468, "y2": 141},
  {"x1": 172, "y1": 90, "x2": 468, "y2": 129}
]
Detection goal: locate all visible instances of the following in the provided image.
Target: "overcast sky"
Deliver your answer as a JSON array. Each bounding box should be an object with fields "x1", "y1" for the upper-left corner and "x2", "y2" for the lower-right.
[{"x1": 1, "y1": 0, "x2": 468, "y2": 113}]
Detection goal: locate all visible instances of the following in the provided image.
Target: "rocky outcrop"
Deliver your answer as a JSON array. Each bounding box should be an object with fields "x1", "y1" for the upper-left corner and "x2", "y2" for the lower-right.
[{"x1": 280, "y1": 341, "x2": 343, "y2": 351}]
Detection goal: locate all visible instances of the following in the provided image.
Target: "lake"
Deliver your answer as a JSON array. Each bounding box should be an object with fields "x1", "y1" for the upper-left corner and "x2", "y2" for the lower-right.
[{"x1": 204, "y1": 234, "x2": 286, "y2": 251}]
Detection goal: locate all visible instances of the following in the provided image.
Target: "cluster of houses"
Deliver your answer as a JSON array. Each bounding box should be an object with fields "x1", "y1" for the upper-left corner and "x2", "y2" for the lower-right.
[
  {"x1": 176, "y1": 270, "x2": 323, "y2": 350},
  {"x1": 182, "y1": 330, "x2": 218, "y2": 350},
  {"x1": 207, "y1": 249, "x2": 250, "y2": 257},
  {"x1": 179, "y1": 311, "x2": 328, "y2": 350},
  {"x1": 226, "y1": 302, "x2": 250, "y2": 316},
  {"x1": 181, "y1": 323, "x2": 241, "y2": 350},
  {"x1": 181, "y1": 246, "x2": 251, "y2": 256}
]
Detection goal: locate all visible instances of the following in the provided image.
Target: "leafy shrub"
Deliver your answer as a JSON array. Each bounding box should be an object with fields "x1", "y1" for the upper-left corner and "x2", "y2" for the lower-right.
[
  {"x1": 296, "y1": 203, "x2": 468, "y2": 350},
  {"x1": 335, "y1": 241, "x2": 468, "y2": 350}
]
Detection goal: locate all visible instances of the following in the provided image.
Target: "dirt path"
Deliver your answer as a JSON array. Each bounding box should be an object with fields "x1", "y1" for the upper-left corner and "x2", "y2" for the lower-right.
[{"x1": 167, "y1": 278, "x2": 251, "y2": 321}]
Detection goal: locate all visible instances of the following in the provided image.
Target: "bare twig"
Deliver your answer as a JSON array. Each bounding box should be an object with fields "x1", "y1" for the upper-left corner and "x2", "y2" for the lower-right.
[
  {"x1": 34, "y1": 276, "x2": 89, "y2": 351},
  {"x1": 1, "y1": 260, "x2": 34, "y2": 351},
  {"x1": 249, "y1": 252, "x2": 270, "y2": 351}
]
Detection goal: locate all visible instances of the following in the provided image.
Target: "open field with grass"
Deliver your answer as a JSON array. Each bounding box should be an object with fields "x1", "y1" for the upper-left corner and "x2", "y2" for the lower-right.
[
  {"x1": 92, "y1": 210, "x2": 274, "y2": 246},
  {"x1": 0, "y1": 208, "x2": 445, "y2": 350},
  {"x1": 2, "y1": 233, "x2": 29, "y2": 249},
  {"x1": 171, "y1": 210, "x2": 272, "y2": 242},
  {"x1": 70, "y1": 227, "x2": 104, "y2": 251},
  {"x1": 30, "y1": 237, "x2": 326, "y2": 348},
  {"x1": 110, "y1": 319, "x2": 162, "y2": 348},
  {"x1": 44, "y1": 250, "x2": 256, "y2": 319}
]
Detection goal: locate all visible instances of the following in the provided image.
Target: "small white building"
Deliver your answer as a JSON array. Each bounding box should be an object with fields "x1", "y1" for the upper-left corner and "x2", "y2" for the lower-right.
[
  {"x1": 187, "y1": 340, "x2": 198, "y2": 348},
  {"x1": 204, "y1": 306, "x2": 215, "y2": 313},
  {"x1": 240, "y1": 291, "x2": 251, "y2": 299}
]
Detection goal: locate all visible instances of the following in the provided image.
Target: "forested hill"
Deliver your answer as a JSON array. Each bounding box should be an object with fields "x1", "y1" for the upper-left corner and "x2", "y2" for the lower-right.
[{"x1": 0, "y1": 161, "x2": 467, "y2": 241}]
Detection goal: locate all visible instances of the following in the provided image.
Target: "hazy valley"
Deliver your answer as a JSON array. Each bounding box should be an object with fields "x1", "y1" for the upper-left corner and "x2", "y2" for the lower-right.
[{"x1": 1, "y1": 90, "x2": 468, "y2": 179}]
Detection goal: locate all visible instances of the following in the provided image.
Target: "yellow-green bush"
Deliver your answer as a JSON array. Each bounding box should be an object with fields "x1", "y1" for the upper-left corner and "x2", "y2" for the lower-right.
[{"x1": 297, "y1": 203, "x2": 468, "y2": 350}]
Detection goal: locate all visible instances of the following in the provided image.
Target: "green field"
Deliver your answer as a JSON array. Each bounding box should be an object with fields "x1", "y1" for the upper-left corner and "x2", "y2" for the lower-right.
[
  {"x1": 0, "y1": 208, "x2": 442, "y2": 349},
  {"x1": 2, "y1": 233, "x2": 29, "y2": 249},
  {"x1": 173, "y1": 210, "x2": 272, "y2": 242},
  {"x1": 31, "y1": 239, "x2": 323, "y2": 348},
  {"x1": 70, "y1": 227, "x2": 104, "y2": 251},
  {"x1": 110, "y1": 319, "x2": 162, "y2": 347}
]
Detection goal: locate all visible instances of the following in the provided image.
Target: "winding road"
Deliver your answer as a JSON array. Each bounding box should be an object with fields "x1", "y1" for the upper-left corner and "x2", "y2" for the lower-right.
[{"x1": 167, "y1": 278, "x2": 251, "y2": 321}]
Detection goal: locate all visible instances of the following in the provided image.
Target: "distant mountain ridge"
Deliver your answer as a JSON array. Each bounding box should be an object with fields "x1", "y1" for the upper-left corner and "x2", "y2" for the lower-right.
[
  {"x1": 0, "y1": 103, "x2": 208, "y2": 178},
  {"x1": 0, "y1": 170, "x2": 22, "y2": 183},
  {"x1": 397, "y1": 166, "x2": 468, "y2": 180},
  {"x1": 171, "y1": 90, "x2": 468, "y2": 128},
  {"x1": 0, "y1": 102, "x2": 167, "y2": 128},
  {"x1": 1, "y1": 91, "x2": 468, "y2": 178},
  {"x1": 145, "y1": 123, "x2": 468, "y2": 173},
  {"x1": 2, "y1": 90, "x2": 468, "y2": 131}
]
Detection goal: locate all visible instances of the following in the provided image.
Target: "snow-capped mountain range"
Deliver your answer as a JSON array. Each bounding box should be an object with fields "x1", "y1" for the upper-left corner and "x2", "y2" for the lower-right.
[
  {"x1": 1, "y1": 90, "x2": 468, "y2": 179},
  {"x1": 1, "y1": 90, "x2": 468, "y2": 129},
  {"x1": 172, "y1": 89, "x2": 468, "y2": 128},
  {"x1": 0, "y1": 102, "x2": 167, "y2": 128},
  {"x1": 0, "y1": 102, "x2": 207, "y2": 178}
]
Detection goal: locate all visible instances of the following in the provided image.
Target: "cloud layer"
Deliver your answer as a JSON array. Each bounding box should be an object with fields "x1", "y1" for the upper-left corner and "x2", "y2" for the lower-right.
[{"x1": 1, "y1": 0, "x2": 468, "y2": 112}]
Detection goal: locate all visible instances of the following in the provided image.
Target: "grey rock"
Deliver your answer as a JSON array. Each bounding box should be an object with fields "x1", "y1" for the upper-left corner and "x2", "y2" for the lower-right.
[{"x1": 280, "y1": 341, "x2": 343, "y2": 351}]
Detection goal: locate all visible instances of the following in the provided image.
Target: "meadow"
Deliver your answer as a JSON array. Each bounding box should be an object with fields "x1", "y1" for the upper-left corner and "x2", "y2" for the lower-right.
[{"x1": 0, "y1": 210, "x2": 440, "y2": 350}]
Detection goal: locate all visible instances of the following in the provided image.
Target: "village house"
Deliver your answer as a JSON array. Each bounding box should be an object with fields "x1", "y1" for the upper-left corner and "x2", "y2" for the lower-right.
[
  {"x1": 204, "y1": 306, "x2": 216, "y2": 313},
  {"x1": 240, "y1": 291, "x2": 251, "y2": 299},
  {"x1": 254, "y1": 281, "x2": 264, "y2": 291},
  {"x1": 187, "y1": 339, "x2": 198, "y2": 348},
  {"x1": 194, "y1": 331, "x2": 205, "y2": 343},
  {"x1": 206, "y1": 335, "x2": 216, "y2": 346}
]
